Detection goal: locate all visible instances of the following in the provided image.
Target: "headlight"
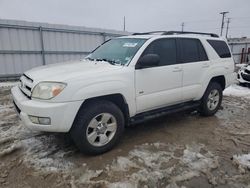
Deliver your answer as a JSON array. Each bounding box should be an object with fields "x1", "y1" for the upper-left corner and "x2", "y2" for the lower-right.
[{"x1": 31, "y1": 82, "x2": 66, "y2": 100}]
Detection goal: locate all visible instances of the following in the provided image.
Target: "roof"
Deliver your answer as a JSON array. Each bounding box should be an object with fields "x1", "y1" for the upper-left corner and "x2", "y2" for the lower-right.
[{"x1": 120, "y1": 31, "x2": 222, "y2": 40}]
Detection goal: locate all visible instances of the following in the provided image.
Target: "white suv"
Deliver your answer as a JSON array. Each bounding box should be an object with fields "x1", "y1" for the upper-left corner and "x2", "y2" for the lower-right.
[{"x1": 11, "y1": 31, "x2": 236, "y2": 154}]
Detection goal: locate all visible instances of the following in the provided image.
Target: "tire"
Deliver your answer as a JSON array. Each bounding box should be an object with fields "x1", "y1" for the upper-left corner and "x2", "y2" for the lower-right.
[
  {"x1": 199, "y1": 82, "x2": 223, "y2": 116},
  {"x1": 70, "y1": 100, "x2": 125, "y2": 155},
  {"x1": 239, "y1": 82, "x2": 247, "y2": 87}
]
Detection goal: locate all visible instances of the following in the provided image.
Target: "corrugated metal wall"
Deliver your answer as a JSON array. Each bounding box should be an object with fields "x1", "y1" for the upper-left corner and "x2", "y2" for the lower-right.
[
  {"x1": 228, "y1": 38, "x2": 250, "y2": 64},
  {"x1": 0, "y1": 19, "x2": 129, "y2": 79}
]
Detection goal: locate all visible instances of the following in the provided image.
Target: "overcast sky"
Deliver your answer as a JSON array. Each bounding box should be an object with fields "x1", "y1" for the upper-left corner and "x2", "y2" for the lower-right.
[{"x1": 0, "y1": 0, "x2": 250, "y2": 37}]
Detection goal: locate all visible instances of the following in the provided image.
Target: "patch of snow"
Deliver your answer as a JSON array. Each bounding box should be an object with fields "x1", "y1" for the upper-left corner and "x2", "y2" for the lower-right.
[
  {"x1": 91, "y1": 143, "x2": 217, "y2": 187},
  {"x1": 0, "y1": 82, "x2": 18, "y2": 88},
  {"x1": 181, "y1": 144, "x2": 218, "y2": 172},
  {"x1": 79, "y1": 166, "x2": 103, "y2": 182},
  {"x1": 233, "y1": 153, "x2": 250, "y2": 173},
  {"x1": 21, "y1": 136, "x2": 74, "y2": 172},
  {"x1": 110, "y1": 156, "x2": 139, "y2": 171},
  {"x1": 223, "y1": 84, "x2": 250, "y2": 99},
  {"x1": 235, "y1": 63, "x2": 247, "y2": 69},
  {"x1": 172, "y1": 171, "x2": 199, "y2": 182},
  {"x1": 108, "y1": 182, "x2": 136, "y2": 188}
]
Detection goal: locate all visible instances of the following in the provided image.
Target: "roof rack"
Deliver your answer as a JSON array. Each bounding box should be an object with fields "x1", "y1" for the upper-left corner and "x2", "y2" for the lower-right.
[
  {"x1": 133, "y1": 31, "x2": 219, "y2": 38},
  {"x1": 163, "y1": 31, "x2": 219, "y2": 38},
  {"x1": 132, "y1": 31, "x2": 167, "y2": 35}
]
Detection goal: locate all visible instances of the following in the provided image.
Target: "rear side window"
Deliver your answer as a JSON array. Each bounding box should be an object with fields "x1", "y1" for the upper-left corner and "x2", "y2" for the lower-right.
[
  {"x1": 180, "y1": 38, "x2": 208, "y2": 63},
  {"x1": 142, "y1": 38, "x2": 177, "y2": 66},
  {"x1": 207, "y1": 40, "x2": 231, "y2": 58}
]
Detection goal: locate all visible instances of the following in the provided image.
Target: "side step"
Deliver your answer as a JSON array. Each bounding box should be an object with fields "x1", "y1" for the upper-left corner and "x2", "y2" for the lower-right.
[{"x1": 129, "y1": 101, "x2": 201, "y2": 125}]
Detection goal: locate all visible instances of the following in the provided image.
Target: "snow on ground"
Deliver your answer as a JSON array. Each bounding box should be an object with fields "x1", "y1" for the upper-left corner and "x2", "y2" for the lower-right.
[
  {"x1": 233, "y1": 154, "x2": 250, "y2": 173},
  {"x1": 0, "y1": 99, "x2": 75, "y2": 172},
  {"x1": 0, "y1": 81, "x2": 18, "y2": 88},
  {"x1": 224, "y1": 84, "x2": 250, "y2": 99},
  {"x1": 71, "y1": 143, "x2": 219, "y2": 187}
]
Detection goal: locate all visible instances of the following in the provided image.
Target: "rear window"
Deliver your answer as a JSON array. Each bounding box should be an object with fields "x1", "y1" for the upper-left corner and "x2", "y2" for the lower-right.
[
  {"x1": 180, "y1": 38, "x2": 208, "y2": 63},
  {"x1": 207, "y1": 40, "x2": 231, "y2": 58}
]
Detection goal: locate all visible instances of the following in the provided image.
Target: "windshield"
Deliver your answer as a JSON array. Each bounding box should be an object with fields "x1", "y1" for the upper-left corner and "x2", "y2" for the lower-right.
[{"x1": 86, "y1": 38, "x2": 146, "y2": 65}]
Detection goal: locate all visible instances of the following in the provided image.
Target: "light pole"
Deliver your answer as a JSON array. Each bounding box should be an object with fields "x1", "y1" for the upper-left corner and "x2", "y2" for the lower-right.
[
  {"x1": 181, "y1": 22, "x2": 185, "y2": 32},
  {"x1": 220, "y1": 11, "x2": 229, "y2": 36},
  {"x1": 225, "y1": 18, "x2": 231, "y2": 38}
]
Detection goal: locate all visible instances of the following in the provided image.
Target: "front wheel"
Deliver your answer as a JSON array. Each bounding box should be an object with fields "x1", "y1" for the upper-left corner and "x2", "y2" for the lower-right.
[
  {"x1": 199, "y1": 82, "x2": 223, "y2": 116},
  {"x1": 70, "y1": 100, "x2": 124, "y2": 155}
]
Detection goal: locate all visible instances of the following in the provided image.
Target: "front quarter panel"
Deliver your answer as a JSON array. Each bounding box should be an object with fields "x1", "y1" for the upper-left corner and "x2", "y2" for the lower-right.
[{"x1": 73, "y1": 81, "x2": 136, "y2": 116}]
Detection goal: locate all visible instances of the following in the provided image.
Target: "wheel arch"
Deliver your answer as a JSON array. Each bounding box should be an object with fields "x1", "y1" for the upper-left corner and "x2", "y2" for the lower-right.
[
  {"x1": 199, "y1": 75, "x2": 226, "y2": 100},
  {"x1": 209, "y1": 75, "x2": 226, "y2": 90},
  {"x1": 75, "y1": 93, "x2": 130, "y2": 126}
]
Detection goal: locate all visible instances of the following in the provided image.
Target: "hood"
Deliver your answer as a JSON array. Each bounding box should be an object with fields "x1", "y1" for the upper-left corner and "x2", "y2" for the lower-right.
[
  {"x1": 24, "y1": 60, "x2": 123, "y2": 82},
  {"x1": 246, "y1": 65, "x2": 250, "y2": 71}
]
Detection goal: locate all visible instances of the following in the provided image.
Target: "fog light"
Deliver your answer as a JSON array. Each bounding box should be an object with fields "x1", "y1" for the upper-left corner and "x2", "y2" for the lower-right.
[
  {"x1": 38, "y1": 117, "x2": 51, "y2": 125},
  {"x1": 29, "y1": 116, "x2": 39, "y2": 124},
  {"x1": 29, "y1": 115, "x2": 51, "y2": 125}
]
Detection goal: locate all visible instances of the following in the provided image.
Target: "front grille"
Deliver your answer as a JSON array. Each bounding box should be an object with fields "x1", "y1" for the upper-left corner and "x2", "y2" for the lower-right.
[
  {"x1": 241, "y1": 73, "x2": 250, "y2": 81},
  {"x1": 23, "y1": 74, "x2": 33, "y2": 83},
  {"x1": 19, "y1": 74, "x2": 34, "y2": 99},
  {"x1": 20, "y1": 88, "x2": 31, "y2": 99},
  {"x1": 245, "y1": 69, "x2": 250, "y2": 74}
]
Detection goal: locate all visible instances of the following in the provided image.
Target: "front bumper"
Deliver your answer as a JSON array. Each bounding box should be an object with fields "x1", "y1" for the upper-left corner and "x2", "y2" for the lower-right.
[
  {"x1": 237, "y1": 69, "x2": 250, "y2": 84},
  {"x1": 11, "y1": 86, "x2": 82, "y2": 132}
]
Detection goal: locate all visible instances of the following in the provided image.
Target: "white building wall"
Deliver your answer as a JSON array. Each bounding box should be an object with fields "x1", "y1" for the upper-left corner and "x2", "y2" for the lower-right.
[{"x1": 0, "y1": 19, "x2": 129, "y2": 79}]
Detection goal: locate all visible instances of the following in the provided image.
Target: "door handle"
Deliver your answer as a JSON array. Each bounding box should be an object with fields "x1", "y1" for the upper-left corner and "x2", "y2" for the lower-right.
[
  {"x1": 202, "y1": 63, "x2": 209, "y2": 68},
  {"x1": 172, "y1": 67, "x2": 182, "y2": 72}
]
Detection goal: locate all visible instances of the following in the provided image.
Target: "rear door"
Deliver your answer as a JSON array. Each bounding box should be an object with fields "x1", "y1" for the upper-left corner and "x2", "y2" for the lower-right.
[
  {"x1": 178, "y1": 38, "x2": 209, "y2": 101},
  {"x1": 135, "y1": 38, "x2": 183, "y2": 113}
]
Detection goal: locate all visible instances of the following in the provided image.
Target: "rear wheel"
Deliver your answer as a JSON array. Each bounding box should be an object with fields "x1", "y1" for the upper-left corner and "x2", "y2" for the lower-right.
[
  {"x1": 200, "y1": 82, "x2": 223, "y2": 116},
  {"x1": 70, "y1": 100, "x2": 124, "y2": 155}
]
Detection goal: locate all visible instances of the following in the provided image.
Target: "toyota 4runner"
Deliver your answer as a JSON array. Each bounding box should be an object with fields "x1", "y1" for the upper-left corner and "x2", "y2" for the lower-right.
[{"x1": 11, "y1": 31, "x2": 236, "y2": 154}]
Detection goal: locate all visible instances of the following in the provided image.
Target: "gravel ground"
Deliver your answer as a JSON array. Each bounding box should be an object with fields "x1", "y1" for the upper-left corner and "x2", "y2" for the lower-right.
[{"x1": 0, "y1": 83, "x2": 250, "y2": 188}]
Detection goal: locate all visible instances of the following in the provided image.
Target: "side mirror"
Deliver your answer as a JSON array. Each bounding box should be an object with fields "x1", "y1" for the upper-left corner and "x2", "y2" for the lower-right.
[{"x1": 135, "y1": 54, "x2": 160, "y2": 69}]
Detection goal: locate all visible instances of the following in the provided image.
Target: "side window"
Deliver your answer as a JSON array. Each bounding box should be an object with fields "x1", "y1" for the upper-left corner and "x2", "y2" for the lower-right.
[
  {"x1": 197, "y1": 41, "x2": 209, "y2": 61},
  {"x1": 142, "y1": 39, "x2": 177, "y2": 66},
  {"x1": 180, "y1": 38, "x2": 208, "y2": 63},
  {"x1": 207, "y1": 40, "x2": 231, "y2": 58}
]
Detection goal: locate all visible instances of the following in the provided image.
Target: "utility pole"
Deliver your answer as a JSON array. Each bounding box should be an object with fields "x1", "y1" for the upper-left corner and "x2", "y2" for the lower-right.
[
  {"x1": 220, "y1": 11, "x2": 229, "y2": 36},
  {"x1": 123, "y1": 16, "x2": 126, "y2": 31},
  {"x1": 225, "y1": 18, "x2": 231, "y2": 38},
  {"x1": 181, "y1": 22, "x2": 185, "y2": 32}
]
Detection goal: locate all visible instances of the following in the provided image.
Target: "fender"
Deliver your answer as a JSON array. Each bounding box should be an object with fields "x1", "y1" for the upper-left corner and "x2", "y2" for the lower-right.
[
  {"x1": 197, "y1": 66, "x2": 226, "y2": 100},
  {"x1": 72, "y1": 80, "x2": 136, "y2": 117}
]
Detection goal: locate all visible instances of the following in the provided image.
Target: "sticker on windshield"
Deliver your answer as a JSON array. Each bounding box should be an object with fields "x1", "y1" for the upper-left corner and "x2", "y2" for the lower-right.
[
  {"x1": 123, "y1": 43, "x2": 138, "y2": 48},
  {"x1": 125, "y1": 57, "x2": 132, "y2": 62}
]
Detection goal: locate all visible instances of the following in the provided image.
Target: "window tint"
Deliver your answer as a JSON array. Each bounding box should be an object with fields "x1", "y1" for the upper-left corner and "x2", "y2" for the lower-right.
[
  {"x1": 207, "y1": 40, "x2": 231, "y2": 58},
  {"x1": 197, "y1": 41, "x2": 209, "y2": 61},
  {"x1": 180, "y1": 38, "x2": 208, "y2": 63},
  {"x1": 142, "y1": 39, "x2": 177, "y2": 66}
]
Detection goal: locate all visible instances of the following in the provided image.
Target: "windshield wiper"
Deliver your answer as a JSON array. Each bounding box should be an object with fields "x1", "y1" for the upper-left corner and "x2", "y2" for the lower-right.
[
  {"x1": 85, "y1": 57, "x2": 119, "y2": 65},
  {"x1": 99, "y1": 58, "x2": 118, "y2": 65}
]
